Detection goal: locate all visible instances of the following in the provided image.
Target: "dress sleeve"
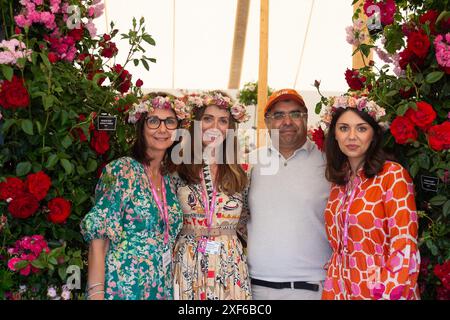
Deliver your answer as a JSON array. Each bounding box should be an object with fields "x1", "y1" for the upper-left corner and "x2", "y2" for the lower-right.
[
  {"x1": 80, "y1": 159, "x2": 130, "y2": 243},
  {"x1": 236, "y1": 164, "x2": 252, "y2": 247},
  {"x1": 374, "y1": 164, "x2": 421, "y2": 300}
]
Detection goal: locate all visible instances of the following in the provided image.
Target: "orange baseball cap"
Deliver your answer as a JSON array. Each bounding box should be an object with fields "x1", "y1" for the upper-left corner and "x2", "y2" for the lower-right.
[{"x1": 264, "y1": 89, "x2": 306, "y2": 115}]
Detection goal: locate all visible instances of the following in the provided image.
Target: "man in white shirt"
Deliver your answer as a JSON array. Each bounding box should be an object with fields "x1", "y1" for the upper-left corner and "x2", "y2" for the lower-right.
[{"x1": 247, "y1": 89, "x2": 331, "y2": 300}]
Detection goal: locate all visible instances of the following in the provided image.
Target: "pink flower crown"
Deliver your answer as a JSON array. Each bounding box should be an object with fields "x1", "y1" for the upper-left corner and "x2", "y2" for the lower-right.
[
  {"x1": 177, "y1": 92, "x2": 250, "y2": 128},
  {"x1": 308, "y1": 95, "x2": 389, "y2": 151},
  {"x1": 128, "y1": 95, "x2": 187, "y2": 124}
]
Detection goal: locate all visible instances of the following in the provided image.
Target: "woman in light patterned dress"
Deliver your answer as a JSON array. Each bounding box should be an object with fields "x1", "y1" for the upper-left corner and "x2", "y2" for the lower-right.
[
  {"x1": 80, "y1": 94, "x2": 185, "y2": 300},
  {"x1": 172, "y1": 91, "x2": 252, "y2": 300},
  {"x1": 316, "y1": 96, "x2": 420, "y2": 300}
]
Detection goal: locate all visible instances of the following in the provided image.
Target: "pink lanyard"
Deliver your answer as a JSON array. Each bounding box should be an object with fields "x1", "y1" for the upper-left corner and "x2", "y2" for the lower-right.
[
  {"x1": 200, "y1": 171, "x2": 217, "y2": 234},
  {"x1": 337, "y1": 176, "x2": 360, "y2": 251},
  {"x1": 145, "y1": 166, "x2": 169, "y2": 244}
]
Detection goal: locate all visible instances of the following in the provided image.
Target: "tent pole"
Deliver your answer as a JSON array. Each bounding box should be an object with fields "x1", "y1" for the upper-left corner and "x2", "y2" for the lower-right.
[
  {"x1": 228, "y1": 0, "x2": 250, "y2": 89},
  {"x1": 257, "y1": 0, "x2": 269, "y2": 147}
]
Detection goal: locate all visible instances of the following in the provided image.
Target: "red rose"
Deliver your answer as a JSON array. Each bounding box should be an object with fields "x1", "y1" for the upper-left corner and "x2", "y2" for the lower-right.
[
  {"x1": 0, "y1": 177, "x2": 26, "y2": 201},
  {"x1": 68, "y1": 28, "x2": 84, "y2": 41},
  {"x1": 90, "y1": 130, "x2": 110, "y2": 155},
  {"x1": 399, "y1": 87, "x2": 415, "y2": 99},
  {"x1": 25, "y1": 171, "x2": 52, "y2": 201},
  {"x1": 390, "y1": 116, "x2": 418, "y2": 144},
  {"x1": 112, "y1": 64, "x2": 132, "y2": 94},
  {"x1": 419, "y1": 10, "x2": 439, "y2": 34},
  {"x1": 8, "y1": 193, "x2": 39, "y2": 219},
  {"x1": 0, "y1": 76, "x2": 30, "y2": 109},
  {"x1": 311, "y1": 127, "x2": 325, "y2": 151},
  {"x1": 407, "y1": 30, "x2": 430, "y2": 58},
  {"x1": 48, "y1": 52, "x2": 58, "y2": 63},
  {"x1": 100, "y1": 42, "x2": 118, "y2": 58},
  {"x1": 405, "y1": 101, "x2": 436, "y2": 130},
  {"x1": 398, "y1": 48, "x2": 425, "y2": 71},
  {"x1": 103, "y1": 34, "x2": 111, "y2": 41},
  {"x1": 428, "y1": 122, "x2": 450, "y2": 151},
  {"x1": 48, "y1": 197, "x2": 72, "y2": 224},
  {"x1": 345, "y1": 69, "x2": 366, "y2": 91},
  {"x1": 136, "y1": 79, "x2": 144, "y2": 87}
]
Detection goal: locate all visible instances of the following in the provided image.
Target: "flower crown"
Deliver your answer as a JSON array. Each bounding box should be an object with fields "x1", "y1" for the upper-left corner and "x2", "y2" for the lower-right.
[
  {"x1": 308, "y1": 95, "x2": 388, "y2": 151},
  {"x1": 178, "y1": 92, "x2": 250, "y2": 128},
  {"x1": 319, "y1": 95, "x2": 387, "y2": 129},
  {"x1": 128, "y1": 95, "x2": 187, "y2": 124}
]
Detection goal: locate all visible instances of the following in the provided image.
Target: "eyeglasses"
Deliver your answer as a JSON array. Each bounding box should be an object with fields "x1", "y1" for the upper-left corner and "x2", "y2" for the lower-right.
[
  {"x1": 265, "y1": 111, "x2": 307, "y2": 121},
  {"x1": 145, "y1": 116, "x2": 178, "y2": 130}
]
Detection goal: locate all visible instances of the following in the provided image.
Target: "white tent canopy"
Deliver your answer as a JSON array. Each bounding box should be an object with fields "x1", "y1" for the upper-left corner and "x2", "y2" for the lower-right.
[{"x1": 96, "y1": 0, "x2": 356, "y2": 125}]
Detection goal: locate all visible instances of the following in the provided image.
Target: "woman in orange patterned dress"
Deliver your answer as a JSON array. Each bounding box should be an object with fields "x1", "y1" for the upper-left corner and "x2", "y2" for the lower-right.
[{"x1": 317, "y1": 96, "x2": 420, "y2": 300}]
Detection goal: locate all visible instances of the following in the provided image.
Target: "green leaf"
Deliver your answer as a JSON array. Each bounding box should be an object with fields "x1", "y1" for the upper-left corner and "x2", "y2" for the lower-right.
[
  {"x1": 396, "y1": 103, "x2": 410, "y2": 116},
  {"x1": 46, "y1": 154, "x2": 59, "y2": 169},
  {"x1": 35, "y1": 120, "x2": 43, "y2": 135},
  {"x1": 425, "y1": 71, "x2": 444, "y2": 84},
  {"x1": 60, "y1": 159, "x2": 73, "y2": 175},
  {"x1": 141, "y1": 59, "x2": 149, "y2": 71},
  {"x1": 430, "y1": 195, "x2": 447, "y2": 206},
  {"x1": 21, "y1": 119, "x2": 34, "y2": 135},
  {"x1": 1, "y1": 65, "x2": 14, "y2": 81},
  {"x1": 417, "y1": 153, "x2": 430, "y2": 170},
  {"x1": 40, "y1": 52, "x2": 51, "y2": 69},
  {"x1": 61, "y1": 135, "x2": 73, "y2": 149},
  {"x1": 409, "y1": 162, "x2": 419, "y2": 178},
  {"x1": 2, "y1": 119, "x2": 16, "y2": 134},
  {"x1": 359, "y1": 44, "x2": 373, "y2": 58},
  {"x1": 142, "y1": 34, "x2": 156, "y2": 46},
  {"x1": 86, "y1": 158, "x2": 98, "y2": 172},
  {"x1": 31, "y1": 259, "x2": 47, "y2": 269},
  {"x1": 16, "y1": 161, "x2": 32, "y2": 177},
  {"x1": 14, "y1": 260, "x2": 29, "y2": 270},
  {"x1": 58, "y1": 266, "x2": 67, "y2": 281},
  {"x1": 133, "y1": 59, "x2": 139, "y2": 66},
  {"x1": 43, "y1": 95, "x2": 54, "y2": 110},
  {"x1": 385, "y1": 90, "x2": 398, "y2": 97},
  {"x1": 426, "y1": 239, "x2": 439, "y2": 256},
  {"x1": 443, "y1": 200, "x2": 450, "y2": 217}
]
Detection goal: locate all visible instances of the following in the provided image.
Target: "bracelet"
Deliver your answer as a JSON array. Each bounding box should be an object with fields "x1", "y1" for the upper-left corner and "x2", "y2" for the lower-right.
[
  {"x1": 87, "y1": 282, "x2": 104, "y2": 291},
  {"x1": 87, "y1": 290, "x2": 105, "y2": 299}
]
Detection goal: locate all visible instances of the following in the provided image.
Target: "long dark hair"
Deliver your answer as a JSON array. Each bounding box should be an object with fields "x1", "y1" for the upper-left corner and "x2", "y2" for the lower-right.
[
  {"x1": 325, "y1": 108, "x2": 387, "y2": 185},
  {"x1": 130, "y1": 92, "x2": 179, "y2": 174},
  {"x1": 177, "y1": 91, "x2": 248, "y2": 195}
]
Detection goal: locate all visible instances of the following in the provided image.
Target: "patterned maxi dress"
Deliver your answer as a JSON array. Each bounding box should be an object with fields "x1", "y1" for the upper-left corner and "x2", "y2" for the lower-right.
[
  {"x1": 322, "y1": 161, "x2": 421, "y2": 300},
  {"x1": 172, "y1": 165, "x2": 252, "y2": 300},
  {"x1": 80, "y1": 157, "x2": 183, "y2": 300}
]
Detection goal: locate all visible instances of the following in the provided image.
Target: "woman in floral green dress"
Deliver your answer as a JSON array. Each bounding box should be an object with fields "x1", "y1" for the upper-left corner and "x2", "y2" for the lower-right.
[{"x1": 80, "y1": 94, "x2": 185, "y2": 300}]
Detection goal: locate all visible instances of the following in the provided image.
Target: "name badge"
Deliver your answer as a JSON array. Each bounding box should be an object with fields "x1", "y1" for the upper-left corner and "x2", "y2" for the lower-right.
[
  {"x1": 205, "y1": 240, "x2": 221, "y2": 255},
  {"x1": 162, "y1": 249, "x2": 172, "y2": 270}
]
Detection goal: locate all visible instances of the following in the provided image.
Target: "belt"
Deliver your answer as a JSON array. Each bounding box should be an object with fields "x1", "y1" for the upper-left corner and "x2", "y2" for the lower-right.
[
  {"x1": 251, "y1": 278, "x2": 319, "y2": 292},
  {"x1": 180, "y1": 227, "x2": 237, "y2": 237}
]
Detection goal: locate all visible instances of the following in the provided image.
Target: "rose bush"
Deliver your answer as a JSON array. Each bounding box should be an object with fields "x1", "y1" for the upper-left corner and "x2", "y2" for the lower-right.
[{"x1": 0, "y1": 0, "x2": 156, "y2": 299}]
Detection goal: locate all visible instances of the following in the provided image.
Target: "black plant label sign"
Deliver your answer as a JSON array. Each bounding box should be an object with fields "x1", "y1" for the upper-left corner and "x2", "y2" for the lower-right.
[
  {"x1": 420, "y1": 175, "x2": 439, "y2": 193},
  {"x1": 97, "y1": 114, "x2": 117, "y2": 131}
]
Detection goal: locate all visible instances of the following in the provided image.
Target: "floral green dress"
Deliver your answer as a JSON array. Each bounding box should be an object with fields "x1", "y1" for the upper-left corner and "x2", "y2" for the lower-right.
[{"x1": 80, "y1": 157, "x2": 183, "y2": 300}]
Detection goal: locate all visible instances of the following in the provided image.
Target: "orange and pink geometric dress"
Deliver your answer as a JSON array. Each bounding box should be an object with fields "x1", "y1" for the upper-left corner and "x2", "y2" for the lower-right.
[{"x1": 322, "y1": 161, "x2": 421, "y2": 300}]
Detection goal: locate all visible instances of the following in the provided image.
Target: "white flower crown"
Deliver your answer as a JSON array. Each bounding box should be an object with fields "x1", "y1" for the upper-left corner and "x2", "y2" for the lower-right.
[{"x1": 178, "y1": 92, "x2": 250, "y2": 128}]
